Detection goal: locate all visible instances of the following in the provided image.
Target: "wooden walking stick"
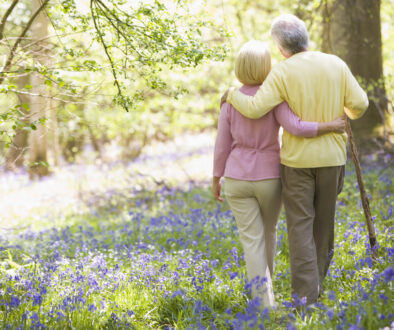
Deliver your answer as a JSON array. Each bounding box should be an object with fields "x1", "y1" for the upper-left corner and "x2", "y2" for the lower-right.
[{"x1": 345, "y1": 118, "x2": 378, "y2": 259}]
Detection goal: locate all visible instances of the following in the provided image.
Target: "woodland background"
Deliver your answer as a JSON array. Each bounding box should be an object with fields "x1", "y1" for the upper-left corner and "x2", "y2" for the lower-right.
[
  {"x1": 0, "y1": 0, "x2": 392, "y2": 175},
  {"x1": 0, "y1": 1, "x2": 393, "y2": 329}
]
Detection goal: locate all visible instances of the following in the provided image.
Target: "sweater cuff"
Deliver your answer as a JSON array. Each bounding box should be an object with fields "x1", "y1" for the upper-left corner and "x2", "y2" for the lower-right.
[
  {"x1": 213, "y1": 169, "x2": 224, "y2": 178},
  {"x1": 309, "y1": 122, "x2": 319, "y2": 137},
  {"x1": 226, "y1": 87, "x2": 235, "y2": 104}
]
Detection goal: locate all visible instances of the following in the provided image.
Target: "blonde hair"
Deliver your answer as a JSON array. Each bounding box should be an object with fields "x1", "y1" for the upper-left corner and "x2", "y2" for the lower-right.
[{"x1": 235, "y1": 40, "x2": 271, "y2": 86}]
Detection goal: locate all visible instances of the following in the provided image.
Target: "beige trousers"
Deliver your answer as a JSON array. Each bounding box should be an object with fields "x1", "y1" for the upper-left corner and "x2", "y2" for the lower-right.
[
  {"x1": 280, "y1": 165, "x2": 345, "y2": 305},
  {"x1": 224, "y1": 177, "x2": 282, "y2": 307}
]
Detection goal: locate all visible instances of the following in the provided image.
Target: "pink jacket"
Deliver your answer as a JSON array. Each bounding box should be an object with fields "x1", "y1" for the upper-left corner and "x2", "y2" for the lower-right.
[{"x1": 213, "y1": 85, "x2": 318, "y2": 181}]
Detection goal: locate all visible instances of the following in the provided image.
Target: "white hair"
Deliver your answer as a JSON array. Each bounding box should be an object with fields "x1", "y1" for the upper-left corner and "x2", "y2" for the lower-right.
[{"x1": 270, "y1": 14, "x2": 309, "y2": 55}]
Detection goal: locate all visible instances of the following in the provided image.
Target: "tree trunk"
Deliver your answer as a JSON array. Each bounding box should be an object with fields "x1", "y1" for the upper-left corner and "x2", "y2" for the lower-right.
[
  {"x1": 6, "y1": 75, "x2": 30, "y2": 170},
  {"x1": 321, "y1": 0, "x2": 388, "y2": 148},
  {"x1": 28, "y1": 0, "x2": 50, "y2": 178},
  {"x1": 49, "y1": 97, "x2": 60, "y2": 167}
]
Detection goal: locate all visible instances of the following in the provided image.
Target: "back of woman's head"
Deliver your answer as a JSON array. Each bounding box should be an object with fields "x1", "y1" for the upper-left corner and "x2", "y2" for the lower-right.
[{"x1": 235, "y1": 40, "x2": 271, "y2": 86}]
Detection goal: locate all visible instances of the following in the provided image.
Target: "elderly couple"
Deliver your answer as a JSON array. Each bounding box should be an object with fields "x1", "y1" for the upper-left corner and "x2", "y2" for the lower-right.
[{"x1": 212, "y1": 14, "x2": 368, "y2": 307}]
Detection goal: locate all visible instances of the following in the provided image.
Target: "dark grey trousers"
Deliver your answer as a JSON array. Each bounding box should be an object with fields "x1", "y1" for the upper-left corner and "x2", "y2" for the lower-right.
[{"x1": 280, "y1": 164, "x2": 345, "y2": 305}]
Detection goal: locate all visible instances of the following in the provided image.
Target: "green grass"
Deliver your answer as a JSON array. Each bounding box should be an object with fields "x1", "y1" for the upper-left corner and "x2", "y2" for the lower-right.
[{"x1": 0, "y1": 161, "x2": 393, "y2": 329}]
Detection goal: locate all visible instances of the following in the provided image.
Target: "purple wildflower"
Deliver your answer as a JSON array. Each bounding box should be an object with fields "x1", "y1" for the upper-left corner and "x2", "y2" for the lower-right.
[
  {"x1": 32, "y1": 293, "x2": 42, "y2": 306},
  {"x1": 229, "y1": 271, "x2": 238, "y2": 280},
  {"x1": 286, "y1": 322, "x2": 297, "y2": 330},
  {"x1": 88, "y1": 304, "x2": 97, "y2": 312},
  {"x1": 9, "y1": 296, "x2": 20, "y2": 308},
  {"x1": 381, "y1": 267, "x2": 394, "y2": 282}
]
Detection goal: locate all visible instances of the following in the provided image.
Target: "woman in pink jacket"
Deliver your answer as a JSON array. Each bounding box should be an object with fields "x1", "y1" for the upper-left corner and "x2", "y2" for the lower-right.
[{"x1": 212, "y1": 40, "x2": 344, "y2": 307}]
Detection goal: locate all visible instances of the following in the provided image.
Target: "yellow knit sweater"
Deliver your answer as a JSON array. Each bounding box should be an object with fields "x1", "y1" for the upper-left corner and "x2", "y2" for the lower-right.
[{"x1": 227, "y1": 51, "x2": 369, "y2": 168}]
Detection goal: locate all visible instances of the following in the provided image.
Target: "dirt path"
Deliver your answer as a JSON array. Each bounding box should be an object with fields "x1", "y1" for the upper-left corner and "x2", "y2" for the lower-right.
[{"x1": 0, "y1": 132, "x2": 215, "y2": 228}]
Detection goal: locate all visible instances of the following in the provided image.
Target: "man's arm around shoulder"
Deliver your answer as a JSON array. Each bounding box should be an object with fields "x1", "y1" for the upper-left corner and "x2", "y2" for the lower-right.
[{"x1": 225, "y1": 67, "x2": 285, "y2": 119}]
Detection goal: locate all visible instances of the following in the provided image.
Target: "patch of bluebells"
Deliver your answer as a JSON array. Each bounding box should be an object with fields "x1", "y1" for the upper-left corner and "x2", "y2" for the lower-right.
[
  {"x1": 0, "y1": 160, "x2": 393, "y2": 329},
  {"x1": 0, "y1": 192, "x2": 244, "y2": 327}
]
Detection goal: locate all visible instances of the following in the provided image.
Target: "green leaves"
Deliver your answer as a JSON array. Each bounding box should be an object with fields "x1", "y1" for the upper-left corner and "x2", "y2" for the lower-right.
[
  {"x1": 60, "y1": 0, "x2": 77, "y2": 14},
  {"x1": 89, "y1": 0, "x2": 228, "y2": 111},
  {"x1": 0, "y1": 102, "x2": 45, "y2": 147}
]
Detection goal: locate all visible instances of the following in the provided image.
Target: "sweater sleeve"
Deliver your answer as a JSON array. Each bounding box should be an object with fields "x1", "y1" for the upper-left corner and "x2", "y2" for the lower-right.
[
  {"x1": 213, "y1": 103, "x2": 233, "y2": 178},
  {"x1": 273, "y1": 102, "x2": 318, "y2": 138},
  {"x1": 226, "y1": 68, "x2": 284, "y2": 119},
  {"x1": 342, "y1": 63, "x2": 369, "y2": 120}
]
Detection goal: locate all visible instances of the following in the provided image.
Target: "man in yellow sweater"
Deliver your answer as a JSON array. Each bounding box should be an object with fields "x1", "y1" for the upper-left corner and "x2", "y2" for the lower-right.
[{"x1": 224, "y1": 14, "x2": 368, "y2": 305}]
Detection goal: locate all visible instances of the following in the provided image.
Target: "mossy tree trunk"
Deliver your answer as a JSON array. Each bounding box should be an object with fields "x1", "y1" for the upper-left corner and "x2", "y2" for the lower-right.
[{"x1": 322, "y1": 0, "x2": 388, "y2": 149}]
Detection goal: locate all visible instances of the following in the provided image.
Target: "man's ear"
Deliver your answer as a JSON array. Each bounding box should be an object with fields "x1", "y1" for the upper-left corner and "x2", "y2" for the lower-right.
[{"x1": 278, "y1": 46, "x2": 290, "y2": 58}]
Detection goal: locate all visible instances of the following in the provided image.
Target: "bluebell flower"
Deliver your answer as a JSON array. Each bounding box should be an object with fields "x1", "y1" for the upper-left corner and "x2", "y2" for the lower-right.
[
  {"x1": 313, "y1": 302, "x2": 326, "y2": 310},
  {"x1": 235, "y1": 311, "x2": 249, "y2": 322},
  {"x1": 194, "y1": 300, "x2": 203, "y2": 313},
  {"x1": 21, "y1": 311, "x2": 29, "y2": 321},
  {"x1": 88, "y1": 304, "x2": 97, "y2": 312},
  {"x1": 292, "y1": 293, "x2": 307, "y2": 307},
  {"x1": 327, "y1": 308, "x2": 334, "y2": 320},
  {"x1": 378, "y1": 293, "x2": 388, "y2": 303},
  {"x1": 230, "y1": 247, "x2": 240, "y2": 267},
  {"x1": 9, "y1": 296, "x2": 20, "y2": 308},
  {"x1": 32, "y1": 293, "x2": 42, "y2": 306},
  {"x1": 381, "y1": 267, "x2": 394, "y2": 282},
  {"x1": 229, "y1": 271, "x2": 238, "y2": 280},
  {"x1": 261, "y1": 307, "x2": 270, "y2": 319},
  {"x1": 56, "y1": 311, "x2": 65, "y2": 320},
  {"x1": 30, "y1": 312, "x2": 39, "y2": 322},
  {"x1": 286, "y1": 322, "x2": 297, "y2": 330},
  {"x1": 210, "y1": 320, "x2": 219, "y2": 330},
  {"x1": 328, "y1": 290, "x2": 336, "y2": 301},
  {"x1": 171, "y1": 289, "x2": 184, "y2": 298}
]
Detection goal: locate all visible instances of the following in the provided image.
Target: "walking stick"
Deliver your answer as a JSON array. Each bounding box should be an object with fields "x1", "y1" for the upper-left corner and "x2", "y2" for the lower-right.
[{"x1": 345, "y1": 118, "x2": 378, "y2": 259}]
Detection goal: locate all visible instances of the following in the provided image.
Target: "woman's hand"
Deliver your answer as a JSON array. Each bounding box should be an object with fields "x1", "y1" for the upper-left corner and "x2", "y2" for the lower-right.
[
  {"x1": 317, "y1": 116, "x2": 346, "y2": 135},
  {"x1": 212, "y1": 176, "x2": 223, "y2": 202},
  {"x1": 329, "y1": 116, "x2": 346, "y2": 133}
]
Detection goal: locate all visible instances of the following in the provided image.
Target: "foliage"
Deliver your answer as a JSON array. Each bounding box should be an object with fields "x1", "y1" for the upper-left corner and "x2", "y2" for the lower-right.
[
  {"x1": 0, "y1": 151, "x2": 392, "y2": 329},
  {"x1": 0, "y1": 0, "x2": 228, "y2": 153},
  {"x1": 0, "y1": 0, "x2": 393, "y2": 165},
  {"x1": 0, "y1": 102, "x2": 44, "y2": 148},
  {"x1": 87, "y1": 0, "x2": 227, "y2": 110}
]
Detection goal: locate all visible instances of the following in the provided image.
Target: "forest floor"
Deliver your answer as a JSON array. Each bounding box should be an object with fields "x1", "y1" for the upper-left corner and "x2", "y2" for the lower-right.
[
  {"x1": 0, "y1": 132, "x2": 215, "y2": 229},
  {"x1": 0, "y1": 131, "x2": 393, "y2": 329}
]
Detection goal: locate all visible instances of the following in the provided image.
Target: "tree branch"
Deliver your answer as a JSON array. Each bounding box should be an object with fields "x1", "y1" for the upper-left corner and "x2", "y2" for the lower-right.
[
  {"x1": 0, "y1": 0, "x2": 19, "y2": 41},
  {"x1": 8, "y1": 89, "x2": 98, "y2": 105},
  {"x1": 0, "y1": 0, "x2": 50, "y2": 85},
  {"x1": 93, "y1": 0, "x2": 143, "y2": 57},
  {"x1": 90, "y1": 0, "x2": 127, "y2": 111}
]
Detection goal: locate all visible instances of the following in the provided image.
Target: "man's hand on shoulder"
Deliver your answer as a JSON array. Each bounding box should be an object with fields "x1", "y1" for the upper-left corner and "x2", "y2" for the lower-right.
[{"x1": 220, "y1": 89, "x2": 230, "y2": 107}]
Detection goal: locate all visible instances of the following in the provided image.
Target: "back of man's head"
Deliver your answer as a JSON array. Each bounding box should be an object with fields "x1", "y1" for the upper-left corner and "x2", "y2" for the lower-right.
[{"x1": 270, "y1": 14, "x2": 309, "y2": 56}]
